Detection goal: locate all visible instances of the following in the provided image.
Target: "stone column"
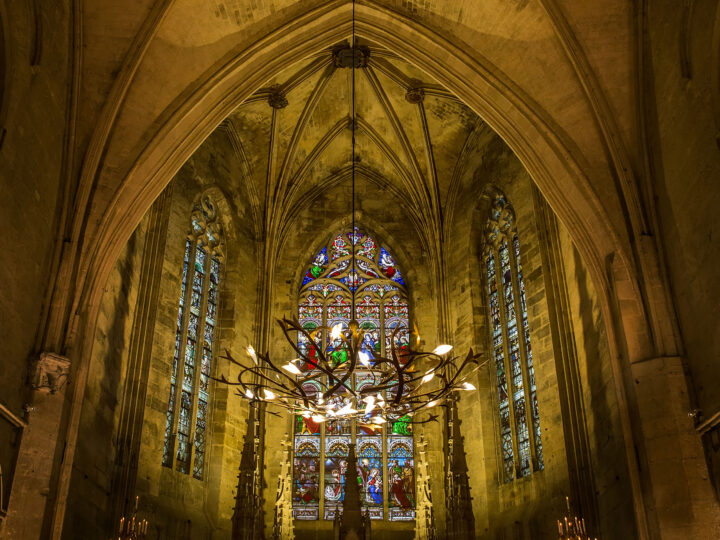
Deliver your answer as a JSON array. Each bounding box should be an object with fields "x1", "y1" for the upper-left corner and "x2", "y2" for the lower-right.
[
  {"x1": 3, "y1": 353, "x2": 70, "y2": 539},
  {"x1": 631, "y1": 356, "x2": 720, "y2": 539},
  {"x1": 109, "y1": 188, "x2": 171, "y2": 528}
]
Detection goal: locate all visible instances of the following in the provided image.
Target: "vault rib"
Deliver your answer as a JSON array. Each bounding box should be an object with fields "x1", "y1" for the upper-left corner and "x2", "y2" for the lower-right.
[
  {"x1": 280, "y1": 164, "x2": 427, "y2": 254},
  {"x1": 281, "y1": 117, "x2": 352, "y2": 212},
  {"x1": 362, "y1": 65, "x2": 433, "y2": 214},
  {"x1": 270, "y1": 61, "x2": 337, "y2": 234},
  {"x1": 415, "y1": 99, "x2": 442, "y2": 228},
  {"x1": 219, "y1": 119, "x2": 263, "y2": 239},
  {"x1": 355, "y1": 116, "x2": 428, "y2": 217},
  {"x1": 370, "y1": 56, "x2": 459, "y2": 102}
]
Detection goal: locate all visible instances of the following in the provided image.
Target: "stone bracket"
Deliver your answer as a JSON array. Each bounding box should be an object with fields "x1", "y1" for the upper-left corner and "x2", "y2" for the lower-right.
[{"x1": 29, "y1": 352, "x2": 70, "y2": 394}]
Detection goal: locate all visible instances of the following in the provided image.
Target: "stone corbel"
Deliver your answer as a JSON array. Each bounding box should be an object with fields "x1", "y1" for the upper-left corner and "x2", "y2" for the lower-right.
[{"x1": 29, "y1": 352, "x2": 70, "y2": 394}]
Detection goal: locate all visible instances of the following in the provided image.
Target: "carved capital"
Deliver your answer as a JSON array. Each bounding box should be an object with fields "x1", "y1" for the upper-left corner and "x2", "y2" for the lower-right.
[{"x1": 29, "y1": 352, "x2": 70, "y2": 394}]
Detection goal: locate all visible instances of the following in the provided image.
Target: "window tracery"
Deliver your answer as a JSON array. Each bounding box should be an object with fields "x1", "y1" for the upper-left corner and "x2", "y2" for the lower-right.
[
  {"x1": 162, "y1": 196, "x2": 224, "y2": 480},
  {"x1": 484, "y1": 194, "x2": 544, "y2": 483},
  {"x1": 293, "y1": 228, "x2": 414, "y2": 522}
]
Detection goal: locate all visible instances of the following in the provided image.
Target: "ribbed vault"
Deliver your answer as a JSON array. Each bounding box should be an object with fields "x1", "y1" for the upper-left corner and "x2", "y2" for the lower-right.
[{"x1": 222, "y1": 39, "x2": 484, "y2": 250}]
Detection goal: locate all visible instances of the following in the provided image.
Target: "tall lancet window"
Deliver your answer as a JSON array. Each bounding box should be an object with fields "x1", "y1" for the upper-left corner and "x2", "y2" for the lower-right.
[
  {"x1": 162, "y1": 197, "x2": 224, "y2": 479},
  {"x1": 484, "y1": 194, "x2": 544, "y2": 483},
  {"x1": 292, "y1": 228, "x2": 415, "y2": 522}
]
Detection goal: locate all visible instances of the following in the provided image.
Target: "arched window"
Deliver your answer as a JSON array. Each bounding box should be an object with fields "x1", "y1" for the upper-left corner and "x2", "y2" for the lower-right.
[
  {"x1": 162, "y1": 197, "x2": 224, "y2": 479},
  {"x1": 484, "y1": 194, "x2": 544, "y2": 483},
  {"x1": 292, "y1": 228, "x2": 414, "y2": 522}
]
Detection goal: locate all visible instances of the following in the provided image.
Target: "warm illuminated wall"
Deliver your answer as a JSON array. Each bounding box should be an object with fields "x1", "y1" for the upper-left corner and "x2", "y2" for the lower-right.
[{"x1": 445, "y1": 135, "x2": 636, "y2": 539}]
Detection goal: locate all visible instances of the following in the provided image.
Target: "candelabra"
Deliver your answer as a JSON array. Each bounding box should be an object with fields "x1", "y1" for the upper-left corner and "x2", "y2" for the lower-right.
[
  {"x1": 557, "y1": 496, "x2": 596, "y2": 540},
  {"x1": 113, "y1": 496, "x2": 148, "y2": 540}
]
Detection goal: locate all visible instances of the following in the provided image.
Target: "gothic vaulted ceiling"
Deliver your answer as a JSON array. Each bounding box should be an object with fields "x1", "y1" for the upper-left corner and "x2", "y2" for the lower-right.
[{"x1": 220, "y1": 39, "x2": 488, "y2": 243}]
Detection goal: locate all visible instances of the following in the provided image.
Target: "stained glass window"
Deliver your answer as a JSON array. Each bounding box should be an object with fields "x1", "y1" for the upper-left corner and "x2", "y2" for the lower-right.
[
  {"x1": 484, "y1": 194, "x2": 543, "y2": 483},
  {"x1": 162, "y1": 197, "x2": 223, "y2": 480},
  {"x1": 293, "y1": 228, "x2": 414, "y2": 521}
]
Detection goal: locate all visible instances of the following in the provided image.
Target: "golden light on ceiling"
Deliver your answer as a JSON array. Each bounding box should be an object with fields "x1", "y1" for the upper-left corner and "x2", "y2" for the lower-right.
[{"x1": 217, "y1": 0, "x2": 483, "y2": 426}]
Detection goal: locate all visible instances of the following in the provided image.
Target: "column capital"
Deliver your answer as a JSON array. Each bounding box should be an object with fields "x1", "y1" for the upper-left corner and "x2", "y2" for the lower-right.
[{"x1": 29, "y1": 352, "x2": 70, "y2": 394}]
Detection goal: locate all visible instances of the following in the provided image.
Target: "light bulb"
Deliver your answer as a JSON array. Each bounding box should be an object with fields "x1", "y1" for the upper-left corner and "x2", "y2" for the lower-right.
[
  {"x1": 427, "y1": 400, "x2": 438, "y2": 408},
  {"x1": 337, "y1": 404, "x2": 357, "y2": 416},
  {"x1": 282, "y1": 363, "x2": 302, "y2": 375},
  {"x1": 432, "y1": 344, "x2": 453, "y2": 355},
  {"x1": 462, "y1": 382, "x2": 476, "y2": 391},
  {"x1": 421, "y1": 373, "x2": 435, "y2": 384},
  {"x1": 246, "y1": 345, "x2": 258, "y2": 365},
  {"x1": 244, "y1": 389, "x2": 255, "y2": 399},
  {"x1": 331, "y1": 324, "x2": 343, "y2": 340},
  {"x1": 263, "y1": 389, "x2": 276, "y2": 400}
]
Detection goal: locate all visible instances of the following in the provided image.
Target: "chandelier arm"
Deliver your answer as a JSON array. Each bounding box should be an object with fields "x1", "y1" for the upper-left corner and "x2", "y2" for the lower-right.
[
  {"x1": 255, "y1": 350, "x2": 313, "y2": 407},
  {"x1": 387, "y1": 328, "x2": 408, "y2": 406},
  {"x1": 242, "y1": 366, "x2": 295, "y2": 397},
  {"x1": 324, "y1": 359, "x2": 355, "y2": 399},
  {"x1": 282, "y1": 317, "x2": 350, "y2": 381},
  {"x1": 444, "y1": 348, "x2": 482, "y2": 388}
]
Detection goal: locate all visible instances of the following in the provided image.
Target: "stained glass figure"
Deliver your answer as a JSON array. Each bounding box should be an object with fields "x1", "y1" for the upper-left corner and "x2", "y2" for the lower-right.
[
  {"x1": 484, "y1": 194, "x2": 543, "y2": 483},
  {"x1": 293, "y1": 435, "x2": 320, "y2": 520},
  {"x1": 357, "y1": 437, "x2": 384, "y2": 519},
  {"x1": 162, "y1": 197, "x2": 223, "y2": 480},
  {"x1": 388, "y1": 437, "x2": 415, "y2": 521},
  {"x1": 324, "y1": 436, "x2": 350, "y2": 520},
  {"x1": 293, "y1": 228, "x2": 413, "y2": 521}
]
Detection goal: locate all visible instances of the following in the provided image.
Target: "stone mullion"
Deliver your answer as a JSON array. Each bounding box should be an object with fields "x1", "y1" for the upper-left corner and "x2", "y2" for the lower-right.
[
  {"x1": 187, "y1": 243, "x2": 213, "y2": 477},
  {"x1": 319, "y1": 294, "x2": 328, "y2": 520},
  {"x1": 483, "y1": 250, "x2": 505, "y2": 483},
  {"x1": 508, "y1": 234, "x2": 539, "y2": 472},
  {"x1": 382, "y1": 424, "x2": 389, "y2": 520},
  {"x1": 170, "y1": 237, "x2": 198, "y2": 470},
  {"x1": 379, "y1": 295, "x2": 386, "y2": 359},
  {"x1": 493, "y1": 243, "x2": 519, "y2": 480},
  {"x1": 379, "y1": 294, "x2": 389, "y2": 519}
]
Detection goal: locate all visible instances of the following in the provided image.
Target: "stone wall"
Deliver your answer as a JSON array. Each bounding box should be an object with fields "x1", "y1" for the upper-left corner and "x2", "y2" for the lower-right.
[
  {"x1": 62, "y1": 219, "x2": 148, "y2": 538},
  {"x1": 554, "y1": 215, "x2": 637, "y2": 538},
  {"x1": 133, "y1": 130, "x2": 259, "y2": 539},
  {"x1": 446, "y1": 134, "x2": 636, "y2": 539},
  {"x1": 0, "y1": 0, "x2": 70, "y2": 417},
  {"x1": 645, "y1": 0, "x2": 720, "y2": 494}
]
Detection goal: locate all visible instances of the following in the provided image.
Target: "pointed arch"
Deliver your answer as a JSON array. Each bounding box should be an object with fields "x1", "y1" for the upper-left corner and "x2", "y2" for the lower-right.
[
  {"x1": 483, "y1": 191, "x2": 543, "y2": 482},
  {"x1": 162, "y1": 194, "x2": 225, "y2": 480},
  {"x1": 292, "y1": 226, "x2": 415, "y2": 522}
]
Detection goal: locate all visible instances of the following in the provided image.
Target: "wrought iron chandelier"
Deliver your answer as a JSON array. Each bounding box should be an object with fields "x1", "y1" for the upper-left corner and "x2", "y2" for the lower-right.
[{"x1": 220, "y1": 0, "x2": 482, "y2": 427}]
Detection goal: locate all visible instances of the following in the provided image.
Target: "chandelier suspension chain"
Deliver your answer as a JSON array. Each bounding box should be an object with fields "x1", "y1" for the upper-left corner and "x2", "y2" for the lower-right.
[
  {"x1": 351, "y1": 0, "x2": 357, "y2": 320},
  {"x1": 217, "y1": 0, "x2": 483, "y2": 431}
]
